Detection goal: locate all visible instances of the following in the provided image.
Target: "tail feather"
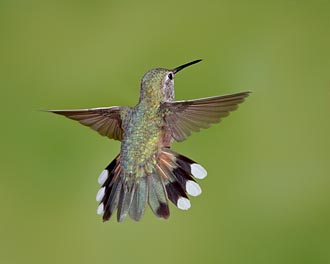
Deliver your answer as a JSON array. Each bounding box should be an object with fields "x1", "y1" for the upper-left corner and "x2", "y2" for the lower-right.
[
  {"x1": 147, "y1": 173, "x2": 170, "y2": 219},
  {"x1": 129, "y1": 177, "x2": 148, "y2": 221},
  {"x1": 162, "y1": 148, "x2": 207, "y2": 179},
  {"x1": 103, "y1": 179, "x2": 122, "y2": 221},
  {"x1": 95, "y1": 148, "x2": 207, "y2": 222},
  {"x1": 156, "y1": 148, "x2": 206, "y2": 210},
  {"x1": 156, "y1": 162, "x2": 189, "y2": 208},
  {"x1": 165, "y1": 181, "x2": 190, "y2": 210},
  {"x1": 117, "y1": 176, "x2": 136, "y2": 222},
  {"x1": 96, "y1": 155, "x2": 122, "y2": 221}
]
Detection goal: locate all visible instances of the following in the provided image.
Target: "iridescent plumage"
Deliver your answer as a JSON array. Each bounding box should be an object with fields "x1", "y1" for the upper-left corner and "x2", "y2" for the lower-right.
[{"x1": 48, "y1": 60, "x2": 250, "y2": 222}]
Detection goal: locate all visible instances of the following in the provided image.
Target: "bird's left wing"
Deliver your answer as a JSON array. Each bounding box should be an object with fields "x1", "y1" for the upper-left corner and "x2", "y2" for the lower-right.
[
  {"x1": 161, "y1": 91, "x2": 251, "y2": 142},
  {"x1": 47, "y1": 106, "x2": 125, "y2": 141}
]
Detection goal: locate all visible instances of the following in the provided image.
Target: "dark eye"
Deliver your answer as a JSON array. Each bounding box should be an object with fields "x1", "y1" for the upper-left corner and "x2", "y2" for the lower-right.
[{"x1": 168, "y1": 73, "x2": 173, "y2": 80}]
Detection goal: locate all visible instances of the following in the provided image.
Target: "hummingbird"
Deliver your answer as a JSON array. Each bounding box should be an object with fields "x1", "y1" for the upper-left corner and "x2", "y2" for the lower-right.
[{"x1": 47, "y1": 59, "x2": 250, "y2": 222}]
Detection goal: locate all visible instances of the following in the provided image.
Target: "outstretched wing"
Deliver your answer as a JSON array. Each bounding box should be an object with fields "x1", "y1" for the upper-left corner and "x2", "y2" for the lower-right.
[
  {"x1": 47, "y1": 106, "x2": 125, "y2": 141},
  {"x1": 161, "y1": 91, "x2": 251, "y2": 142}
]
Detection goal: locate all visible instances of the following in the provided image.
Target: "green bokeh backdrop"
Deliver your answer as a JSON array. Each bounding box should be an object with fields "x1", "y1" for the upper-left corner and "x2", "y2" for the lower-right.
[{"x1": 1, "y1": 1, "x2": 329, "y2": 263}]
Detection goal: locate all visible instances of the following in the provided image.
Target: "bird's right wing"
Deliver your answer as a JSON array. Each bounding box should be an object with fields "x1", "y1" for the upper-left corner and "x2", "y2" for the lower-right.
[
  {"x1": 46, "y1": 106, "x2": 126, "y2": 141},
  {"x1": 161, "y1": 91, "x2": 251, "y2": 142}
]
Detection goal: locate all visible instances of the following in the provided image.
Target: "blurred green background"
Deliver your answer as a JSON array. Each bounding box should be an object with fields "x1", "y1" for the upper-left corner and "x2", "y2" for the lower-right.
[{"x1": 1, "y1": 1, "x2": 329, "y2": 263}]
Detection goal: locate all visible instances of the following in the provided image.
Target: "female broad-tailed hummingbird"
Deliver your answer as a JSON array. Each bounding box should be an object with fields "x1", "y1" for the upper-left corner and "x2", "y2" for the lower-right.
[{"x1": 47, "y1": 60, "x2": 250, "y2": 222}]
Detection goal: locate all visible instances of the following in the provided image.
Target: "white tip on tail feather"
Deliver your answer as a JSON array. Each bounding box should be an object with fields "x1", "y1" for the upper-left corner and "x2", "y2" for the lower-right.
[
  {"x1": 98, "y1": 170, "x2": 108, "y2": 185},
  {"x1": 177, "y1": 197, "x2": 191, "y2": 210},
  {"x1": 191, "y1": 164, "x2": 207, "y2": 179},
  {"x1": 97, "y1": 203, "x2": 104, "y2": 215},
  {"x1": 96, "y1": 187, "x2": 105, "y2": 202},
  {"x1": 186, "y1": 180, "x2": 202, "y2": 196}
]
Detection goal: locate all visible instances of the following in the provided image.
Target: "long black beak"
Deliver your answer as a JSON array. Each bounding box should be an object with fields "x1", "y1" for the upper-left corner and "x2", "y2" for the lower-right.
[{"x1": 172, "y1": 59, "x2": 202, "y2": 74}]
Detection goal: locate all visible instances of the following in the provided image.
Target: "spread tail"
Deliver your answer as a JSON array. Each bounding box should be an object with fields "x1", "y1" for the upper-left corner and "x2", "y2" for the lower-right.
[{"x1": 95, "y1": 148, "x2": 207, "y2": 222}]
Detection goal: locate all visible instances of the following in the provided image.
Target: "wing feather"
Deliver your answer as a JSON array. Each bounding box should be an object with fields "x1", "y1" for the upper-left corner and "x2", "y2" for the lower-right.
[
  {"x1": 161, "y1": 91, "x2": 251, "y2": 141},
  {"x1": 47, "y1": 106, "x2": 125, "y2": 141}
]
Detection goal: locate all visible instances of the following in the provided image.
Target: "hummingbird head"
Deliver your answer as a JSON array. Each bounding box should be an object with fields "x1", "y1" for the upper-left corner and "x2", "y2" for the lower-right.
[{"x1": 139, "y1": 59, "x2": 202, "y2": 104}]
